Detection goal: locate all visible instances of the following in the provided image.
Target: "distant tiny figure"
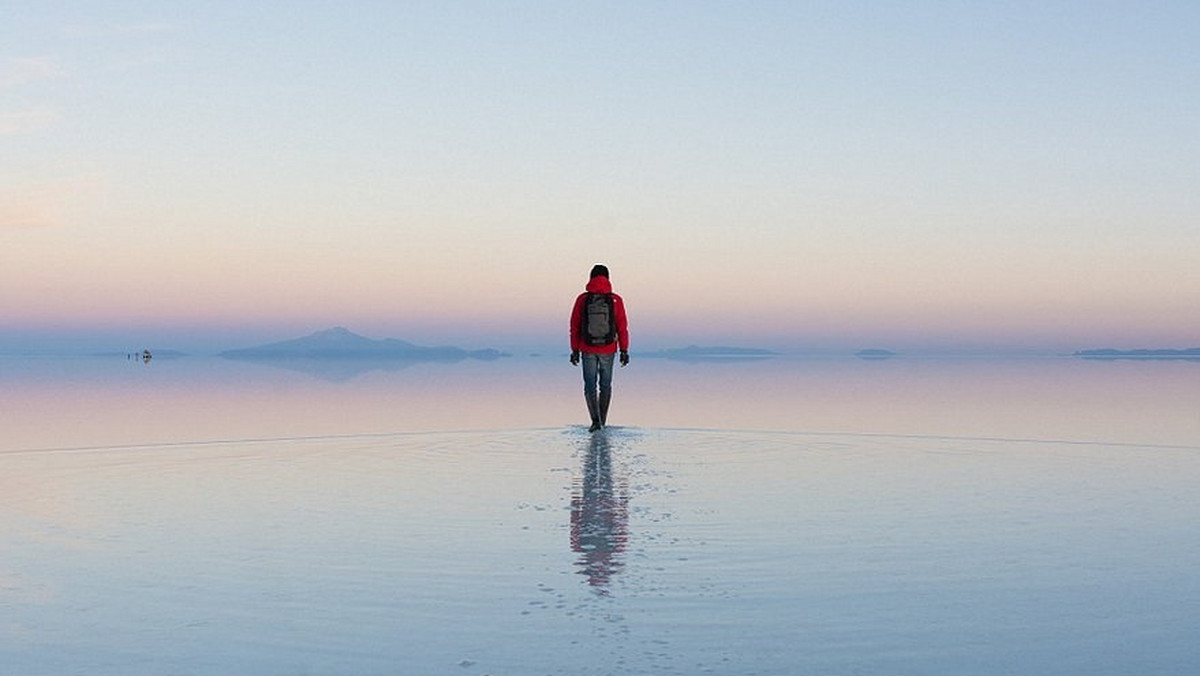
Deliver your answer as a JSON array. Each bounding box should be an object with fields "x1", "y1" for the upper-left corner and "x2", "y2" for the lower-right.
[{"x1": 569, "y1": 264, "x2": 630, "y2": 432}]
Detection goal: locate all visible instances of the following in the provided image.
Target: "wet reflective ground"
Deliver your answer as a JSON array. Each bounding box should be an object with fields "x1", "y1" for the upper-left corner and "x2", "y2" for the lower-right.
[
  {"x1": 3, "y1": 424, "x2": 1199, "y2": 675},
  {"x1": 2, "y1": 355, "x2": 1198, "y2": 674}
]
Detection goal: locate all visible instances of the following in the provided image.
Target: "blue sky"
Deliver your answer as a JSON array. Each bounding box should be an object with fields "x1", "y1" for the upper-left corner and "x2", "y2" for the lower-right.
[{"x1": 2, "y1": 1, "x2": 1198, "y2": 354}]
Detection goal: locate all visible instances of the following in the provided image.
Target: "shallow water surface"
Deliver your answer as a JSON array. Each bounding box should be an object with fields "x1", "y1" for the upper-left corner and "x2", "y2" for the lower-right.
[
  {"x1": 2, "y1": 354, "x2": 1197, "y2": 450},
  {"x1": 2, "y1": 355, "x2": 1197, "y2": 673},
  {"x1": 3, "y1": 425, "x2": 1199, "y2": 675}
]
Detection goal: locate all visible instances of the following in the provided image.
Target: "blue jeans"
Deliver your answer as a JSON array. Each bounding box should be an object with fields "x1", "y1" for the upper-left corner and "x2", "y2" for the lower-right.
[{"x1": 581, "y1": 352, "x2": 615, "y2": 425}]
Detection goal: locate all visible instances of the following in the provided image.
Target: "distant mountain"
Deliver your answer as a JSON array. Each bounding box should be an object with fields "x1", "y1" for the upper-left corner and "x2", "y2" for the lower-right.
[
  {"x1": 856, "y1": 349, "x2": 897, "y2": 360},
  {"x1": 220, "y1": 327, "x2": 507, "y2": 361},
  {"x1": 640, "y1": 345, "x2": 779, "y2": 361},
  {"x1": 1075, "y1": 347, "x2": 1200, "y2": 360}
]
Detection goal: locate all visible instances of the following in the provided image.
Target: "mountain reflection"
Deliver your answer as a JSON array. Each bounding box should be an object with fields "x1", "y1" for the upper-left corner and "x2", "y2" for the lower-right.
[
  {"x1": 570, "y1": 432, "x2": 630, "y2": 593},
  {"x1": 220, "y1": 355, "x2": 428, "y2": 382}
]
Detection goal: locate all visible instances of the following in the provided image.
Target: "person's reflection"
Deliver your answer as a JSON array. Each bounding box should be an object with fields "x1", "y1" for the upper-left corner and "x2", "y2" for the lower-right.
[{"x1": 570, "y1": 432, "x2": 629, "y2": 593}]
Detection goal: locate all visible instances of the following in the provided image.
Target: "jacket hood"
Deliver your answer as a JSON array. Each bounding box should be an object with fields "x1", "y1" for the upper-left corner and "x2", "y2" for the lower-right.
[{"x1": 585, "y1": 275, "x2": 612, "y2": 293}]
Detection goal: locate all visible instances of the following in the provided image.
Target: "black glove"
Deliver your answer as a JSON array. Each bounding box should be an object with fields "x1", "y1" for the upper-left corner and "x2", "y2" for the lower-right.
[
  {"x1": 570, "y1": 350, "x2": 580, "y2": 366},
  {"x1": 619, "y1": 350, "x2": 630, "y2": 367}
]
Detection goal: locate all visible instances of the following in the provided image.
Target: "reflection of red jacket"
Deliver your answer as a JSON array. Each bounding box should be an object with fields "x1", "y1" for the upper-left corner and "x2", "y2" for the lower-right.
[{"x1": 570, "y1": 276, "x2": 629, "y2": 354}]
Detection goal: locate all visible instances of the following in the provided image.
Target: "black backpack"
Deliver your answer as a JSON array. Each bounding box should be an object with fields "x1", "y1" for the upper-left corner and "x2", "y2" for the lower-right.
[{"x1": 581, "y1": 293, "x2": 616, "y2": 346}]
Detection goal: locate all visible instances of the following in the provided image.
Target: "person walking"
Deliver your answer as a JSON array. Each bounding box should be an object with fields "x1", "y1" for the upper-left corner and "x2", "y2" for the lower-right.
[{"x1": 570, "y1": 264, "x2": 630, "y2": 432}]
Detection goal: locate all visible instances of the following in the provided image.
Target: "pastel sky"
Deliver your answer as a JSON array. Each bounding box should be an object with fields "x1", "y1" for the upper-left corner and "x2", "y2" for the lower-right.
[{"x1": 2, "y1": 1, "x2": 1197, "y2": 354}]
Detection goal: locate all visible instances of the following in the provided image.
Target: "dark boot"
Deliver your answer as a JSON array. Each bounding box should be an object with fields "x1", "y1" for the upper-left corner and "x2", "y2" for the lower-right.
[
  {"x1": 585, "y1": 393, "x2": 602, "y2": 432},
  {"x1": 598, "y1": 390, "x2": 612, "y2": 428}
]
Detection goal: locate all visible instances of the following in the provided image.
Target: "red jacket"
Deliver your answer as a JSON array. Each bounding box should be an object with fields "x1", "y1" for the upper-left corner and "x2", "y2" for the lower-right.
[{"x1": 570, "y1": 276, "x2": 629, "y2": 354}]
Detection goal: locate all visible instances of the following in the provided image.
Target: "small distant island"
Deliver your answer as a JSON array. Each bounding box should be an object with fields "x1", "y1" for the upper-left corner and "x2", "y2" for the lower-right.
[
  {"x1": 1075, "y1": 347, "x2": 1200, "y2": 361},
  {"x1": 639, "y1": 345, "x2": 779, "y2": 361},
  {"x1": 855, "y1": 349, "x2": 898, "y2": 360},
  {"x1": 221, "y1": 327, "x2": 508, "y2": 361}
]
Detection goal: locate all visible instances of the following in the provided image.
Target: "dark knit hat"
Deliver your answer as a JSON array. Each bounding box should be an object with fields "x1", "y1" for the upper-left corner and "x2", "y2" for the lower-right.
[{"x1": 590, "y1": 264, "x2": 609, "y2": 279}]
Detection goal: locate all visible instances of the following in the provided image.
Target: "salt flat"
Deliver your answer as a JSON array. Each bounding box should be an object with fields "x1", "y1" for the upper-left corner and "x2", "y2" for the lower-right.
[
  {"x1": 3, "y1": 423, "x2": 1198, "y2": 675},
  {"x1": 2, "y1": 355, "x2": 1197, "y2": 674}
]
